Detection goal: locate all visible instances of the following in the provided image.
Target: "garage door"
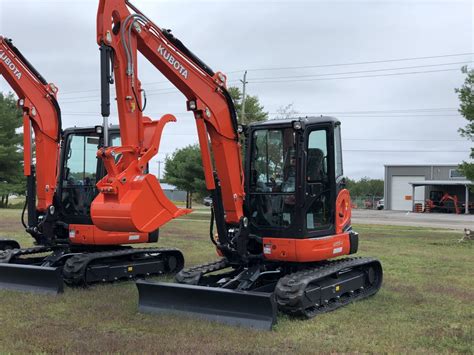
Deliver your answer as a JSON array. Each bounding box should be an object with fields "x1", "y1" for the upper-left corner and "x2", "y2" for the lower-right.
[{"x1": 391, "y1": 176, "x2": 425, "y2": 211}]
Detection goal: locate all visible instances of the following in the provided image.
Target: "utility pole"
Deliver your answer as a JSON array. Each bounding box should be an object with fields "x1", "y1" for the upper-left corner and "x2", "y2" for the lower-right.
[
  {"x1": 157, "y1": 160, "x2": 162, "y2": 180},
  {"x1": 240, "y1": 70, "x2": 248, "y2": 124}
]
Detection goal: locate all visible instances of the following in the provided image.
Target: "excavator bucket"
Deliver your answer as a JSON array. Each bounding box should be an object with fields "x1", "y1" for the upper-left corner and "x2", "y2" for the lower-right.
[
  {"x1": 136, "y1": 280, "x2": 277, "y2": 330},
  {"x1": 92, "y1": 173, "x2": 191, "y2": 233},
  {"x1": 0, "y1": 264, "x2": 64, "y2": 295}
]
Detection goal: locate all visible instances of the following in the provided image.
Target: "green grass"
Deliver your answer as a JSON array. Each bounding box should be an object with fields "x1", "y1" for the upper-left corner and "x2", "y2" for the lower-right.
[{"x1": 0, "y1": 209, "x2": 472, "y2": 353}]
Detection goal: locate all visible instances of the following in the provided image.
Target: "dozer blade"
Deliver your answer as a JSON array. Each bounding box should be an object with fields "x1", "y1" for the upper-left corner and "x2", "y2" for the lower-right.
[
  {"x1": 136, "y1": 280, "x2": 277, "y2": 330},
  {"x1": 0, "y1": 264, "x2": 64, "y2": 295}
]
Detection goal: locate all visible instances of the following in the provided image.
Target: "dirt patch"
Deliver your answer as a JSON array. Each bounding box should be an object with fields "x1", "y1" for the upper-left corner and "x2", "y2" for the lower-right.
[
  {"x1": 385, "y1": 282, "x2": 426, "y2": 305},
  {"x1": 425, "y1": 284, "x2": 474, "y2": 302}
]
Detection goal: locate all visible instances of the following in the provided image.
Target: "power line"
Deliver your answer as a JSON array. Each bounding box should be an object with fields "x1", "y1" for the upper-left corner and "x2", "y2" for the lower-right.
[
  {"x1": 249, "y1": 61, "x2": 469, "y2": 81},
  {"x1": 248, "y1": 68, "x2": 461, "y2": 84},
  {"x1": 58, "y1": 53, "x2": 473, "y2": 96},
  {"x1": 236, "y1": 52, "x2": 474, "y2": 72},
  {"x1": 344, "y1": 149, "x2": 468, "y2": 153}
]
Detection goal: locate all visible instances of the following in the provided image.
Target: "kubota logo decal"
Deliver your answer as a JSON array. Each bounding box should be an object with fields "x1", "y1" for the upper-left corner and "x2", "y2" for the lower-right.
[
  {"x1": 0, "y1": 50, "x2": 22, "y2": 80},
  {"x1": 157, "y1": 45, "x2": 188, "y2": 79}
]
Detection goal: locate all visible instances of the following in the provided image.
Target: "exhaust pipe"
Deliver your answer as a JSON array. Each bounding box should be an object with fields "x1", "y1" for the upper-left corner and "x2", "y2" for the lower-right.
[
  {"x1": 137, "y1": 280, "x2": 277, "y2": 330},
  {"x1": 0, "y1": 264, "x2": 64, "y2": 295}
]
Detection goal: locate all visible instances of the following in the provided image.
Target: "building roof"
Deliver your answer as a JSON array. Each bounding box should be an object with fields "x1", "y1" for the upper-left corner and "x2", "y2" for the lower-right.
[
  {"x1": 160, "y1": 183, "x2": 178, "y2": 190},
  {"x1": 385, "y1": 164, "x2": 459, "y2": 168},
  {"x1": 409, "y1": 180, "x2": 473, "y2": 186}
]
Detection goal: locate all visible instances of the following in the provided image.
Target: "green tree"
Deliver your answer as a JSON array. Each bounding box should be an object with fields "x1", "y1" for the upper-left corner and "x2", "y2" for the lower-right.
[
  {"x1": 0, "y1": 92, "x2": 24, "y2": 208},
  {"x1": 345, "y1": 177, "x2": 384, "y2": 197},
  {"x1": 228, "y1": 86, "x2": 268, "y2": 124},
  {"x1": 455, "y1": 66, "x2": 474, "y2": 180},
  {"x1": 163, "y1": 144, "x2": 207, "y2": 208}
]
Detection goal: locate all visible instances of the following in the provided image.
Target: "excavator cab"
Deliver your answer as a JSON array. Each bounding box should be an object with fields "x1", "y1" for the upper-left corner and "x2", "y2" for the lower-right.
[
  {"x1": 241, "y1": 116, "x2": 356, "y2": 263},
  {"x1": 246, "y1": 117, "x2": 343, "y2": 240},
  {"x1": 57, "y1": 127, "x2": 120, "y2": 227}
]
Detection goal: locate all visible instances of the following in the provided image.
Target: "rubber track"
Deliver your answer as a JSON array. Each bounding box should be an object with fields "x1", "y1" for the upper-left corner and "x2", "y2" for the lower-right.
[
  {"x1": 275, "y1": 257, "x2": 382, "y2": 318},
  {"x1": 63, "y1": 247, "x2": 184, "y2": 286},
  {"x1": 0, "y1": 246, "x2": 55, "y2": 263},
  {"x1": 175, "y1": 258, "x2": 229, "y2": 285}
]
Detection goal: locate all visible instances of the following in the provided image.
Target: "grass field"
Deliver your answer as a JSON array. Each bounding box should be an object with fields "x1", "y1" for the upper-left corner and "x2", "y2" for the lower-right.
[{"x1": 0, "y1": 209, "x2": 472, "y2": 353}]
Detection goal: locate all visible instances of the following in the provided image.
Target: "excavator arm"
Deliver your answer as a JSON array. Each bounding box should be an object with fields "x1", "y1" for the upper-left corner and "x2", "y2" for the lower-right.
[
  {"x1": 94, "y1": 0, "x2": 246, "y2": 249},
  {"x1": 0, "y1": 36, "x2": 61, "y2": 220}
]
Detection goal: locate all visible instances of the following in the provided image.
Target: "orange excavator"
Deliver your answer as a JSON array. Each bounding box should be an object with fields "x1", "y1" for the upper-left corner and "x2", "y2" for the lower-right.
[
  {"x1": 0, "y1": 36, "x2": 184, "y2": 294},
  {"x1": 95, "y1": 0, "x2": 383, "y2": 329},
  {"x1": 426, "y1": 191, "x2": 461, "y2": 214}
]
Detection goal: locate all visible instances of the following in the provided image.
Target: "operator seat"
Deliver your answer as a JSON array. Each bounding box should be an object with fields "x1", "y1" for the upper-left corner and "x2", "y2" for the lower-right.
[{"x1": 307, "y1": 148, "x2": 325, "y2": 181}]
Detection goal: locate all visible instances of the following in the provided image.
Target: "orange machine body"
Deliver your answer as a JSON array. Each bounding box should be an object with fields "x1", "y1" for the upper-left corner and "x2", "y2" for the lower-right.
[
  {"x1": 232, "y1": 189, "x2": 353, "y2": 262},
  {"x1": 68, "y1": 224, "x2": 150, "y2": 245}
]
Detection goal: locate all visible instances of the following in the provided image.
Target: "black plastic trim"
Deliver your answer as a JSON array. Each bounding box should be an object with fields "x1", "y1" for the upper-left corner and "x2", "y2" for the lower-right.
[
  {"x1": 148, "y1": 229, "x2": 159, "y2": 243},
  {"x1": 349, "y1": 231, "x2": 359, "y2": 254}
]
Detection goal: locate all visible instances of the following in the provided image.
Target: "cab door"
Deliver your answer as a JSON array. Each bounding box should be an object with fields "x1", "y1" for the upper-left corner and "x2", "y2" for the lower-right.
[{"x1": 303, "y1": 124, "x2": 336, "y2": 237}]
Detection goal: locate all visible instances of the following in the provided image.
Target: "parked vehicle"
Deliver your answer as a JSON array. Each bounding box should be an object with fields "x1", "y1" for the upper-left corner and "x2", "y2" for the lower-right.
[
  {"x1": 202, "y1": 196, "x2": 213, "y2": 207},
  {"x1": 377, "y1": 199, "x2": 384, "y2": 210}
]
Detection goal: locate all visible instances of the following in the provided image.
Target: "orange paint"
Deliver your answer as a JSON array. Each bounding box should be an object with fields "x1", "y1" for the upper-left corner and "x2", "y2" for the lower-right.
[
  {"x1": 263, "y1": 233, "x2": 351, "y2": 262},
  {"x1": 68, "y1": 224, "x2": 149, "y2": 245}
]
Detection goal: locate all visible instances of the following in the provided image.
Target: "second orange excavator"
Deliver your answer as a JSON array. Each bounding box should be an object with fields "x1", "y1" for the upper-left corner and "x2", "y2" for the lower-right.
[
  {"x1": 94, "y1": 0, "x2": 383, "y2": 330},
  {"x1": 0, "y1": 36, "x2": 184, "y2": 294}
]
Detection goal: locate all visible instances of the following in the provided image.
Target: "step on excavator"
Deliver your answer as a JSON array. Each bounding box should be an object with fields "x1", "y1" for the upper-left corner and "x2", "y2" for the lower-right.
[
  {"x1": 95, "y1": 0, "x2": 383, "y2": 330},
  {"x1": 0, "y1": 36, "x2": 185, "y2": 294}
]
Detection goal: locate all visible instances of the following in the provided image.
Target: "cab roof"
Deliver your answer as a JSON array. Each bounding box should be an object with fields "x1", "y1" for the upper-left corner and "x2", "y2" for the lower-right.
[{"x1": 248, "y1": 116, "x2": 340, "y2": 127}]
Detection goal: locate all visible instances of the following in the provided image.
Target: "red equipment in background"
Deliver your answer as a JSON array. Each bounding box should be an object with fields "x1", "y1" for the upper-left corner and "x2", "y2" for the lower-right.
[{"x1": 426, "y1": 191, "x2": 461, "y2": 214}]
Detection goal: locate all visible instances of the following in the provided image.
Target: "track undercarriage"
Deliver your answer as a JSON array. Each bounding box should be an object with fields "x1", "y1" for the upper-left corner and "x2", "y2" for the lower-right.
[
  {"x1": 136, "y1": 256, "x2": 383, "y2": 330},
  {"x1": 0, "y1": 239, "x2": 184, "y2": 294}
]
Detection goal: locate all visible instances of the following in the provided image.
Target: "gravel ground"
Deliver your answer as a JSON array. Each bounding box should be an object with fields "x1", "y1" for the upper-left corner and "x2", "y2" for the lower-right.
[{"x1": 352, "y1": 209, "x2": 473, "y2": 230}]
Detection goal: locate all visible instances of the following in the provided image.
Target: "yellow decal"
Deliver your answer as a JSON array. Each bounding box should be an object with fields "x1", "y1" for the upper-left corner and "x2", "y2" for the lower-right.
[
  {"x1": 335, "y1": 285, "x2": 340, "y2": 292},
  {"x1": 127, "y1": 266, "x2": 133, "y2": 272}
]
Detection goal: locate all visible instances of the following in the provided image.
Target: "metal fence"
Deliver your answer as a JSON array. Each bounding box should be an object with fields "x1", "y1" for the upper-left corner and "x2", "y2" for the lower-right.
[{"x1": 351, "y1": 196, "x2": 383, "y2": 210}]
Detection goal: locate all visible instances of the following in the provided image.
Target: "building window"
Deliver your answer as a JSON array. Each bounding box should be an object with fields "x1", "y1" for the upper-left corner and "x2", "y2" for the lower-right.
[{"x1": 449, "y1": 169, "x2": 465, "y2": 179}]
